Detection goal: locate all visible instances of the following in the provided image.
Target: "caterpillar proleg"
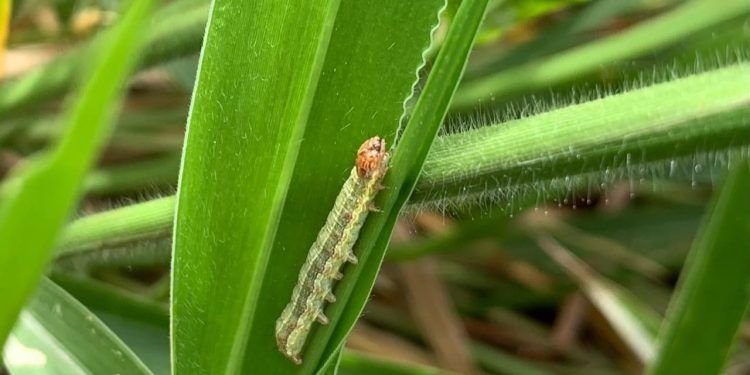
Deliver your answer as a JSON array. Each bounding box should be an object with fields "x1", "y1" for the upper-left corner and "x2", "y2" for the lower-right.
[{"x1": 275, "y1": 136, "x2": 389, "y2": 365}]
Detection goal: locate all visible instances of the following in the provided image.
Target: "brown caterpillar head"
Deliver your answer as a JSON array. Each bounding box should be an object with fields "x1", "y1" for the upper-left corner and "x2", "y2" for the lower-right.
[{"x1": 356, "y1": 136, "x2": 388, "y2": 178}]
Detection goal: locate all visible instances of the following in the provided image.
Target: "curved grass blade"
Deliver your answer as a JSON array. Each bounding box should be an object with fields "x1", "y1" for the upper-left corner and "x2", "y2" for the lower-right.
[
  {"x1": 0, "y1": 0, "x2": 207, "y2": 116},
  {"x1": 51, "y1": 273, "x2": 170, "y2": 374},
  {"x1": 308, "y1": 1, "x2": 490, "y2": 373},
  {"x1": 533, "y1": 234, "x2": 660, "y2": 364},
  {"x1": 648, "y1": 159, "x2": 750, "y2": 374},
  {"x1": 451, "y1": 0, "x2": 750, "y2": 109},
  {"x1": 0, "y1": 0, "x2": 153, "y2": 347},
  {"x1": 3, "y1": 278, "x2": 152, "y2": 375}
]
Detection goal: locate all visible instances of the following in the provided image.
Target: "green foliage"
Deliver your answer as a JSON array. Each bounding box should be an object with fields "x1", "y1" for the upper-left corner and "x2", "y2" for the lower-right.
[
  {"x1": 452, "y1": 0, "x2": 750, "y2": 109},
  {"x1": 171, "y1": 0, "x2": 448, "y2": 373},
  {"x1": 338, "y1": 352, "x2": 455, "y2": 375},
  {"x1": 4, "y1": 278, "x2": 153, "y2": 374},
  {"x1": 2, "y1": 0, "x2": 749, "y2": 373},
  {"x1": 52, "y1": 64, "x2": 750, "y2": 262},
  {"x1": 648, "y1": 159, "x2": 750, "y2": 374},
  {"x1": 416, "y1": 63, "x2": 750, "y2": 210},
  {"x1": 310, "y1": 2, "x2": 490, "y2": 372},
  {"x1": 0, "y1": 0, "x2": 206, "y2": 116},
  {"x1": 534, "y1": 234, "x2": 661, "y2": 363},
  {"x1": 0, "y1": 0, "x2": 153, "y2": 347},
  {"x1": 171, "y1": 1, "x2": 342, "y2": 373}
]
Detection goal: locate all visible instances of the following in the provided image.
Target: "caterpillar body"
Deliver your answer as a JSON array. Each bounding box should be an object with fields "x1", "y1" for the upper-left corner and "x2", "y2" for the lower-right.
[{"x1": 275, "y1": 136, "x2": 389, "y2": 365}]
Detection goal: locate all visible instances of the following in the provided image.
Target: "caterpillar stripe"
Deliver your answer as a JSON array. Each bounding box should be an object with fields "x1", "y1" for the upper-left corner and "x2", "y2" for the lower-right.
[{"x1": 275, "y1": 136, "x2": 389, "y2": 365}]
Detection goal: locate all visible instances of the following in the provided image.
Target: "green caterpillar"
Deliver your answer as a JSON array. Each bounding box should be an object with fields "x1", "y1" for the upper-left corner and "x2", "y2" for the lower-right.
[{"x1": 275, "y1": 136, "x2": 389, "y2": 365}]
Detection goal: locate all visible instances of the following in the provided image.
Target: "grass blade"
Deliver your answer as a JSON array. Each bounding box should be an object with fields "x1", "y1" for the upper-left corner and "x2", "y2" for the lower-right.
[
  {"x1": 170, "y1": 0, "x2": 343, "y2": 373},
  {"x1": 451, "y1": 0, "x2": 750, "y2": 109},
  {"x1": 339, "y1": 351, "x2": 456, "y2": 375},
  {"x1": 50, "y1": 63, "x2": 750, "y2": 266},
  {"x1": 57, "y1": 196, "x2": 175, "y2": 258},
  {"x1": 3, "y1": 278, "x2": 152, "y2": 374},
  {"x1": 310, "y1": 1, "x2": 489, "y2": 372},
  {"x1": 534, "y1": 234, "x2": 660, "y2": 364},
  {"x1": 648, "y1": 159, "x2": 750, "y2": 374},
  {"x1": 0, "y1": 0, "x2": 153, "y2": 346},
  {"x1": 0, "y1": 0, "x2": 207, "y2": 116},
  {"x1": 415, "y1": 63, "x2": 750, "y2": 211},
  {"x1": 51, "y1": 273, "x2": 170, "y2": 374},
  {"x1": 235, "y1": 1, "x2": 444, "y2": 373}
]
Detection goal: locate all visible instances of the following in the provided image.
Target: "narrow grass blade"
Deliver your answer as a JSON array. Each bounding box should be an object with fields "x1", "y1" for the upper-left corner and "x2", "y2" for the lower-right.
[
  {"x1": 648, "y1": 159, "x2": 750, "y2": 374},
  {"x1": 57, "y1": 196, "x2": 175, "y2": 258},
  {"x1": 51, "y1": 278, "x2": 457, "y2": 375},
  {"x1": 463, "y1": 0, "x2": 669, "y2": 81},
  {"x1": 3, "y1": 278, "x2": 152, "y2": 375},
  {"x1": 0, "y1": 0, "x2": 207, "y2": 116},
  {"x1": 0, "y1": 0, "x2": 153, "y2": 346},
  {"x1": 51, "y1": 274, "x2": 170, "y2": 374},
  {"x1": 452, "y1": 0, "x2": 750, "y2": 109},
  {"x1": 339, "y1": 351, "x2": 457, "y2": 375},
  {"x1": 170, "y1": 0, "x2": 341, "y2": 373},
  {"x1": 50, "y1": 63, "x2": 750, "y2": 267},
  {"x1": 83, "y1": 154, "x2": 181, "y2": 195},
  {"x1": 51, "y1": 272, "x2": 168, "y2": 324},
  {"x1": 415, "y1": 64, "x2": 750, "y2": 211},
  {"x1": 471, "y1": 342, "x2": 554, "y2": 375},
  {"x1": 534, "y1": 234, "x2": 660, "y2": 364},
  {"x1": 309, "y1": 1, "x2": 489, "y2": 373}
]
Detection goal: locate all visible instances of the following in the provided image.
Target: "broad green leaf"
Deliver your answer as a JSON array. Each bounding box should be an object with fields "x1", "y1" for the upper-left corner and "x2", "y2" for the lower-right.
[
  {"x1": 228, "y1": 1, "x2": 445, "y2": 373},
  {"x1": 3, "y1": 278, "x2": 152, "y2": 375},
  {"x1": 0, "y1": 0, "x2": 153, "y2": 346},
  {"x1": 171, "y1": 0, "x2": 341, "y2": 373},
  {"x1": 648, "y1": 159, "x2": 750, "y2": 374}
]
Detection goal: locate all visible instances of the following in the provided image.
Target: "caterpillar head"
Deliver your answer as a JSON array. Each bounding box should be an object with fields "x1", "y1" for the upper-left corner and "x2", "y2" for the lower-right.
[{"x1": 356, "y1": 136, "x2": 389, "y2": 178}]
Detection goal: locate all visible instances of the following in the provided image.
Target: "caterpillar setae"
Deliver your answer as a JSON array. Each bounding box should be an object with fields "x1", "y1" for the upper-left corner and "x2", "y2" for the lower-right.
[{"x1": 275, "y1": 136, "x2": 389, "y2": 365}]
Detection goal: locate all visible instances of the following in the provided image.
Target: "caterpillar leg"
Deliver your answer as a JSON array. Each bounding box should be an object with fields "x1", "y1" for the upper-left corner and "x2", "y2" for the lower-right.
[
  {"x1": 325, "y1": 292, "x2": 336, "y2": 303},
  {"x1": 347, "y1": 253, "x2": 358, "y2": 264}
]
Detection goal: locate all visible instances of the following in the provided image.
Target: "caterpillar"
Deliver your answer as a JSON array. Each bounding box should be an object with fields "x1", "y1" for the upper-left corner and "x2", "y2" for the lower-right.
[{"x1": 275, "y1": 136, "x2": 389, "y2": 365}]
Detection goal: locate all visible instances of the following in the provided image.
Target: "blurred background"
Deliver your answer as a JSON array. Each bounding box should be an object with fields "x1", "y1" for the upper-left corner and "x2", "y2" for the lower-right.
[{"x1": 1, "y1": 0, "x2": 748, "y2": 374}]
